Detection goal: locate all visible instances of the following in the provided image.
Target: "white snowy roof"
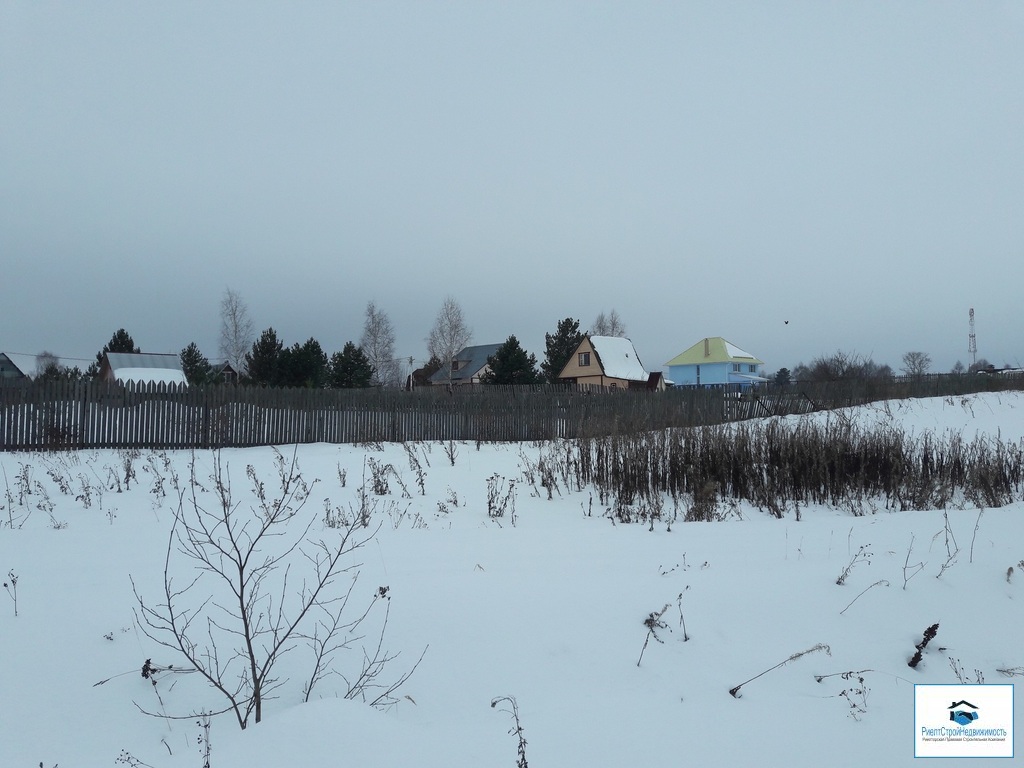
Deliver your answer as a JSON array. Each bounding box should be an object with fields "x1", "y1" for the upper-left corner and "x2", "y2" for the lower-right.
[
  {"x1": 589, "y1": 336, "x2": 648, "y2": 381},
  {"x1": 114, "y1": 368, "x2": 187, "y2": 385},
  {"x1": 724, "y1": 341, "x2": 756, "y2": 359}
]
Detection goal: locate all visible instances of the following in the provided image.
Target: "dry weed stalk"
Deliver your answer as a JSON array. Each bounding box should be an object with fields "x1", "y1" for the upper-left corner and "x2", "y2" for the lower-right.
[{"x1": 729, "y1": 643, "x2": 831, "y2": 698}]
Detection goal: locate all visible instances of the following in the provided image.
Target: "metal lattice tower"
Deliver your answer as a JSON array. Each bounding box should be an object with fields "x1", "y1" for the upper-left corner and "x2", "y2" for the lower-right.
[{"x1": 968, "y1": 308, "x2": 977, "y2": 366}]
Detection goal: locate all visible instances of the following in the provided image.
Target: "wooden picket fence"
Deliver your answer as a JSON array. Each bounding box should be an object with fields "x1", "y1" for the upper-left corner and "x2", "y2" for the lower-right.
[{"x1": 1, "y1": 373, "x2": 1021, "y2": 452}]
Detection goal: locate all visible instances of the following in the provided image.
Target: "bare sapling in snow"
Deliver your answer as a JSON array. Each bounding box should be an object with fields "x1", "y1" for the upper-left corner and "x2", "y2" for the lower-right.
[{"x1": 131, "y1": 448, "x2": 413, "y2": 729}]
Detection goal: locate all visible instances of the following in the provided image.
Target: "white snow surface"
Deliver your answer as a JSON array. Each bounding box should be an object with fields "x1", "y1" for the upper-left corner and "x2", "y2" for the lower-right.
[
  {"x1": 589, "y1": 335, "x2": 648, "y2": 380},
  {"x1": 2, "y1": 391, "x2": 1023, "y2": 767}
]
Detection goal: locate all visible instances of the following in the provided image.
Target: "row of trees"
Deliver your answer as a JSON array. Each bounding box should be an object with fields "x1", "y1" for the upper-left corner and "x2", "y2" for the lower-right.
[
  {"x1": 242, "y1": 331, "x2": 375, "y2": 389},
  {"x1": 228, "y1": 297, "x2": 623, "y2": 388},
  {"x1": 774, "y1": 350, "x2": 999, "y2": 385},
  {"x1": 31, "y1": 289, "x2": 628, "y2": 389}
]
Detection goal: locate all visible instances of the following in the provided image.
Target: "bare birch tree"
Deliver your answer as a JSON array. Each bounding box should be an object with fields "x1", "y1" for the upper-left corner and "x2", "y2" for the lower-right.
[
  {"x1": 360, "y1": 301, "x2": 400, "y2": 388},
  {"x1": 591, "y1": 309, "x2": 626, "y2": 337},
  {"x1": 427, "y1": 296, "x2": 472, "y2": 387},
  {"x1": 219, "y1": 288, "x2": 256, "y2": 375}
]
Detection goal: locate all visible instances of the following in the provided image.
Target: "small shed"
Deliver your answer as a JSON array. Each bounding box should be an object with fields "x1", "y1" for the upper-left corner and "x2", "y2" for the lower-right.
[
  {"x1": 99, "y1": 352, "x2": 187, "y2": 385},
  {"x1": 210, "y1": 360, "x2": 239, "y2": 383}
]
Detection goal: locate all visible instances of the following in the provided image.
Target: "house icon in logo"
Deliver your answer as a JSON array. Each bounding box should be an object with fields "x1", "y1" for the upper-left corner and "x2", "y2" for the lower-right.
[{"x1": 949, "y1": 700, "x2": 979, "y2": 726}]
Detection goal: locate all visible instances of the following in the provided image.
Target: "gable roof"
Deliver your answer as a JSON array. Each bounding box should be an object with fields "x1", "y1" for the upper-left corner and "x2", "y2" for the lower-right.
[
  {"x1": 429, "y1": 344, "x2": 502, "y2": 384},
  {"x1": 588, "y1": 335, "x2": 648, "y2": 381},
  {"x1": 104, "y1": 353, "x2": 187, "y2": 384},
  {"x1": 0, "y1": 352, "x2": 33, "y2": 379},
  {"x1": 0, "y1": 353, "x2": 77, "y2": 379},
  {"x1": 665, "y1": 337, "x2": 764, "y2": 367}
]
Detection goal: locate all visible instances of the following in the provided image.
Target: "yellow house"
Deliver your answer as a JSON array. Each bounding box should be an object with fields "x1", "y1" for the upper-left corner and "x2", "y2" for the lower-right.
[{"x1": 557, "y1": 335, "x2": 650, "y2": 389}]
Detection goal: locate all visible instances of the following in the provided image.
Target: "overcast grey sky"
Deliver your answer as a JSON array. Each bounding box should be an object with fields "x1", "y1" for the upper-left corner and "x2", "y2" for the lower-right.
[{"x1": 2, "y1": 1, "x2": 1022, "y2": 376}]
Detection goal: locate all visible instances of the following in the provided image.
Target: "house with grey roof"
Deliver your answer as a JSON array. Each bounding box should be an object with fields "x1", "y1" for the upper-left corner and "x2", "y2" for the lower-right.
[
  {"x1": 0, "y1": 353, "x2": 32, "y2": 381},
  {"x1": 0, "y1": 352, "x2": 76, "y2": 381},
  {"x1": 429, "y1": 344, "x2": 503, "y2": 386}
]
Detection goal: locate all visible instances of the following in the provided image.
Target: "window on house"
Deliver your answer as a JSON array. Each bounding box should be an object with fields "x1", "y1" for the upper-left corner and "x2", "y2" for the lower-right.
[
  {"x1": 578, "y1": 352, "x2": 591, "y2": 367},
  {"x1": 748, "y1": 364, "x2": 756, "y2": 373},
  {"x1": 732, "y1": 363, "x2": 741, "y2": 373},
  {"x1": 451, "y1": 360, "x2": 460, "y2": 372}
]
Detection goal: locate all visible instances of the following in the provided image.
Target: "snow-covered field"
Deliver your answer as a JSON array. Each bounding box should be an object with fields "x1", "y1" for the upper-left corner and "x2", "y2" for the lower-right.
[{"x1": 2, "y1": 392, "x2": 1022, "y2": 767}]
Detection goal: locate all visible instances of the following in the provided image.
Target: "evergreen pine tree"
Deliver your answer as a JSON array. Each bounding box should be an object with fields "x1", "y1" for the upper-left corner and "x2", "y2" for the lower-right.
[
  {"x1": 180, "y1": 342, "x2": 213, "y2": 385},
  {"x1": 87, "y1": 328, "x2": 140, "y2": 379},
  {"x1": 328, "y1": 342, "x2": 374, "y2": 388},
  {"x1": 279, "y1": 337, "x2": 329, "y2": 388},
  {"x1": 541, "y1": 317, "x2": 584, "y2": 383},
  {"x1": 36, "y1": 362, "x2": 85, "y2": 382},
  {"x1": 245, "y1": 328, "x2": 283, "y2": 386},
  {"x1": 480, "y1": 335, "x2": 542, "y2": 385}
]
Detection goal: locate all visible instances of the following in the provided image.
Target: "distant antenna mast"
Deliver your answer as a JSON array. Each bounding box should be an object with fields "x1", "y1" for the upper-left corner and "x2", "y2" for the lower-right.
[{"x1": 968, "y1": 308, "x2": 977, "y2": 366}]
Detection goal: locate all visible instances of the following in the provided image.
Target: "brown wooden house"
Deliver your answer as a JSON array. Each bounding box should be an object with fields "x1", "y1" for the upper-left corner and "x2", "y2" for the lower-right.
[{"x1": 557, "y1": 335, "x2": 650, "y2": 389}]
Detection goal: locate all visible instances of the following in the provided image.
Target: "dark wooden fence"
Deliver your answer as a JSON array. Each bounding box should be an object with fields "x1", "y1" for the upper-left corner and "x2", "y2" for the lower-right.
[{"x1": 2, "y1": 374, "x2": 1022, "y2": 451}]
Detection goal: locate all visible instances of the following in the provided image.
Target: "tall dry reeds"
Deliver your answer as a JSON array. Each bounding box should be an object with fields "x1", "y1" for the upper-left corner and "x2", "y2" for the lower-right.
[{"x1": 533, "y1": 419, "x2": 1024, "y2": 521}]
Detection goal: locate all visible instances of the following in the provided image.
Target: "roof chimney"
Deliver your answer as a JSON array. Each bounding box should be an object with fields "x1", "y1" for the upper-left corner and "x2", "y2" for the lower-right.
[{"x1": 704, "y1": 338, "x2": 709, "y2": 357}]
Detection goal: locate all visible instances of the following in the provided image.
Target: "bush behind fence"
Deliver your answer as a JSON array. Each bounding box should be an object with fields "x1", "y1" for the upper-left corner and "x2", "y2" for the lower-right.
[{"x1": 1, "y1": 374, "x2": 1021, "y2": 452}]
